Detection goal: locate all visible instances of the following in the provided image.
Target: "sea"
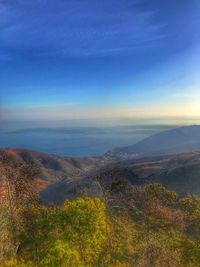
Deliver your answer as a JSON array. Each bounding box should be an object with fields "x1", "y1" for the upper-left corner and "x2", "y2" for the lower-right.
[{"x1": 0, "y1": 119, "x2": 198, "y2": 157}]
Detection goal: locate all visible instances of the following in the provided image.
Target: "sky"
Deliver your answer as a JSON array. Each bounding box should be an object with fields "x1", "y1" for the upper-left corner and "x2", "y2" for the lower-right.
[{"x1": 0, "y1": 0, "x2": 200, "y2": 124}]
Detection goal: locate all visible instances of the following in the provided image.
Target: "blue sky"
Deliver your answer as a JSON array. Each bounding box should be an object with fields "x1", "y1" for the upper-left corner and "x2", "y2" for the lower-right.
[{"x1": 0, "y1": 0, "x2": 200, "y2": 122}]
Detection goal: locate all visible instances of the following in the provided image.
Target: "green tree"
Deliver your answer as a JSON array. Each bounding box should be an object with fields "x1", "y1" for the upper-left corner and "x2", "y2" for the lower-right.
[{"x1": 19, "y1": 198, "x2": 109, "y2": 266}]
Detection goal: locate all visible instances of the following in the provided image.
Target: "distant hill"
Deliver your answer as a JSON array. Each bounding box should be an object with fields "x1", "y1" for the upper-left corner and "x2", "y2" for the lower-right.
[{"x1": 107, "y1": 125, "x2": 200, "y2": 160}]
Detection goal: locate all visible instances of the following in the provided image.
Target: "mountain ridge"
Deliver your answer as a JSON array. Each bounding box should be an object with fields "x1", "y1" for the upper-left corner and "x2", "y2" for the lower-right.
[{"x1": 106, "y1": 125, "x2": 200, "y2": 159}]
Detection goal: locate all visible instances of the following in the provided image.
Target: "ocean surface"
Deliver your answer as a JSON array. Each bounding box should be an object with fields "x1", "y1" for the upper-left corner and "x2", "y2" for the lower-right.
[{"x1": 0, "y1": 124, "x2": 179, "y2": 157}]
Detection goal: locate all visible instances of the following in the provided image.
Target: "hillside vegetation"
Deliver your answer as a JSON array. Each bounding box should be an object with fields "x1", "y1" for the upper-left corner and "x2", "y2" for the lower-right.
[{"x1": 2, "y1": 179, "x2": 200, "y2": 266}]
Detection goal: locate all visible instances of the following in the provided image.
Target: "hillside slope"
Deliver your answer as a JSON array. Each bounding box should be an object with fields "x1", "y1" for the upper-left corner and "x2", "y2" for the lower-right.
[
  {"x1": 41, "y1": 151, "x2": 200, "y2": 203},
  {"x1": 102, "y1": 151, "x2": 200, "y2": 195},
  {"x1": 0, "y1": 148, "x2": 103, "y2": 189}
]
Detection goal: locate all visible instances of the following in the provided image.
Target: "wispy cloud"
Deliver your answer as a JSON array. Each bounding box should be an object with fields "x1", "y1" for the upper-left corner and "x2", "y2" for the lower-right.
[{"x1": 0, "y1": 0, "x2": 165, "y2": 57}]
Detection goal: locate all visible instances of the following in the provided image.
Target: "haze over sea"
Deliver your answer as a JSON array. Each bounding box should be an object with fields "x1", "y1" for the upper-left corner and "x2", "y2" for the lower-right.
[{"x1": 1, "y1": 118, "x2": 200, "y2": 157}]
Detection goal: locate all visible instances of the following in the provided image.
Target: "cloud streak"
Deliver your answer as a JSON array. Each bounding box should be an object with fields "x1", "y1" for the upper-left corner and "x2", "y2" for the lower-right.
[{"x1": 0, "y1": 0, "x2": 165, "y2": 57}]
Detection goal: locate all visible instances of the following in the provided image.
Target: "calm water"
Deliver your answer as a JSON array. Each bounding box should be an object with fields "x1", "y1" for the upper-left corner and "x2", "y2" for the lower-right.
[{"x1": 0, "y1": 124, "x2": 177, "y2": 157}]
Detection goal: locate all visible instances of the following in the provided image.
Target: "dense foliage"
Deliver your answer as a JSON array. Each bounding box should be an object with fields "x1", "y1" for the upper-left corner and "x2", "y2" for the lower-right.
[{"x1": 2, "y1": 183, "x2": 200, "y2": 266}]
